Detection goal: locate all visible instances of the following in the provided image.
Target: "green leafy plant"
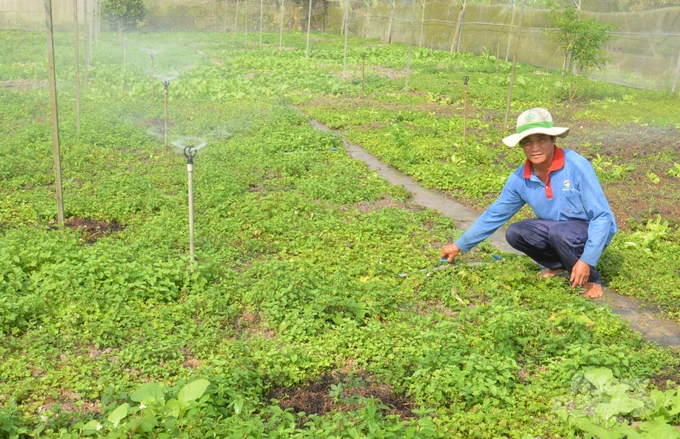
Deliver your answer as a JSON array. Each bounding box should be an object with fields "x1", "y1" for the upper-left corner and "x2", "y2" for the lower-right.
[{"x1": 546, "y1": 6, "x2": 618, "y2": 74}]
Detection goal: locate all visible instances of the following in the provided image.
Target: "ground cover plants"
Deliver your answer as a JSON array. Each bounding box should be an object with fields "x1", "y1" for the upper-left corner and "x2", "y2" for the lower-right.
[{"x1": 1, "y1": 28, "x2": 680, "y2": 438}]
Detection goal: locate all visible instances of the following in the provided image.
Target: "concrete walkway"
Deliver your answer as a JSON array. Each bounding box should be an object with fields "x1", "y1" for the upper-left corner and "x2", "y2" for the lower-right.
[{"x1": 309, "y1": 119, "x2": 680, "y2": 348}]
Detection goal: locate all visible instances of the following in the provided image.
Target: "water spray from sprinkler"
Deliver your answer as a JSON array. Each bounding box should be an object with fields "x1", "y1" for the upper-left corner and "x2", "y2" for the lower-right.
[{"x1": 172, "y1": 137, "x2": 207, "y2": 266}]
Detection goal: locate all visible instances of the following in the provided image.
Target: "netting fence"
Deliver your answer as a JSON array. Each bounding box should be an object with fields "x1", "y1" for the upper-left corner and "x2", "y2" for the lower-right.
[{"x1": 3, "y1": 0, "x2": 680, "y2": 90}]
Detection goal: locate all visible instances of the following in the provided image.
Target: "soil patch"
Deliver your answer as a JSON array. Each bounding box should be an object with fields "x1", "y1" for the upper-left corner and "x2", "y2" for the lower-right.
[
  {"x1": 268, "y1": 373, "x2": 415, "y2": 421},
  {"x1": 53, "y1": 218, "x2": 125, "y2": 243}
]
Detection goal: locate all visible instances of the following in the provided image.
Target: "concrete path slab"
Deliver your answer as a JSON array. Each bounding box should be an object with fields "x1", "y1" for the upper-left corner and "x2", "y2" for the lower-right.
[{"x1": 309, "y1": 119, "x2": 680, "y2": 348}]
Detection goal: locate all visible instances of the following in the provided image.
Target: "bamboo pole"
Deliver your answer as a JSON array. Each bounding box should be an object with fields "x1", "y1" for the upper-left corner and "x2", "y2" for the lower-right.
[
  {"x1": 245, "y1": 0, "x2": 249, "y2": 42},
  {"x1": 419, "y1": 2, "x2": 425, "y2": 47},
  {"x1": 404, "y1": 0, "x2": 416, "y2": 91},
  {"x1": 450, "y1": 7, "x2": 463, "y2": 53},
  {"x1": 495, "y1": 38, "x2": 500, "y2": 73},
  {"x1": 505, "y1": 0, "x2": 515, "y2": 61},
  {"x1": 259, "y1": 0, "x2": 263, "y2": 46},
  {"x1": 306, "y1": 0, "x2": 313, "y2": 60},
  {"x1": 73, "y1": 0, "x2": 81, "y2": 133},
  {"x1": 503, "y1": 0, "x2": 525, "y2": 131},
  {"x1": 361, "y1": 53, "x2": 365, "y2": 97},
  {"x1": 279, "y1": 0, "x2": 285, "y2": 51},
  {"x1": 386, "y1": 0, "x2": 394, "y2": 43},
  {"x1": 342, "y1": 0, "x2": 348, "y2": 79},
  {"x1": 224, "y1": 0, "x2": 229, "y2": 32},
  {"x1": 463, "y1": 75, "x2": 468, "y2": 145},
  {"x1": 233, "y1": 0, "x2": 239, "y2": 36},
  {"x1": 44, "y1": 0, "x2": 64, "y2": 226},
  {"x1": 83, "y1": 0, "x2": 89, "y2": 93},
  {"x1": 672, "y1": 46, "x2": 680, "y2": 93}
]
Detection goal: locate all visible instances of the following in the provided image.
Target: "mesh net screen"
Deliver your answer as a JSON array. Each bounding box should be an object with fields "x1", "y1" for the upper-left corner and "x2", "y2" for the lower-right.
[{"x1": 3, "y1": 0, "x2": 680, "y2": 90}]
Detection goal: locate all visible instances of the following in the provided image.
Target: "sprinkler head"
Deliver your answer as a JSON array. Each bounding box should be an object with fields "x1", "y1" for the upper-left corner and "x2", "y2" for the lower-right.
[
  {"x1": 463, "y1": 75, "x2": 469, "y2": 86},
  {"x1": 184, "y1": 146, "x2": 197, "y2": 164},
  {"x1": 362, "y1": 53, "x2": 365, "y2": 61},
  {"x1": 162, "y1": 79, "x2": 170, "y2": 90}
]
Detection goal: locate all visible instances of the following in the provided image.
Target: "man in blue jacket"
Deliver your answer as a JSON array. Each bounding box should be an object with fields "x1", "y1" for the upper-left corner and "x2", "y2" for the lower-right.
[{"x1": 440, "y1": 108, "x2": 616, "y2": 299}]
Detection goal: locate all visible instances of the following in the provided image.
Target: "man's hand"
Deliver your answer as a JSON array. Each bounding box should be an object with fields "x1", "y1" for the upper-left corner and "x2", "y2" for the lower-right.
[
  {"x1": 441, "y1": 243, "x2": 460, "y2": 263},
  {"x1": 570, "y1": 260, "x2": 591, "y2": 288}
]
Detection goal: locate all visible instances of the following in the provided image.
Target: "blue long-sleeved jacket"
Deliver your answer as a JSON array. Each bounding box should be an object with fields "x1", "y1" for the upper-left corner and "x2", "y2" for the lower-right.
[{"x1": 455, "y1": 147, "x2": 617, "y2": 266}]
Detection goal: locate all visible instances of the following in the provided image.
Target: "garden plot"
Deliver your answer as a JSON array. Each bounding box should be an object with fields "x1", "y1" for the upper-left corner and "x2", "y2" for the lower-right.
[{"x1": 2, "y1": 30, "x2": 680, "y2": 438}]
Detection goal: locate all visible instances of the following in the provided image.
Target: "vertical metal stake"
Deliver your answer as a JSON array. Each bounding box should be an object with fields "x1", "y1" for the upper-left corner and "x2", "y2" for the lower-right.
[
  {"x1": 44, "y1": 0, "x2": 64, "y2": 226},
  {"x1": 188, "y1": 163, "x2": 195, "y2": 262},
  {"x1": 163, "y1": 82, "x2": 169, "y2": 151}
]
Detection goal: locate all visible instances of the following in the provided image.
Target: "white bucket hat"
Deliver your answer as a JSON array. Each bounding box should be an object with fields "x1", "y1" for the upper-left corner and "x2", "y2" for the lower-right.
[{"x1": 502, "y1": 108, "x2": 570, "y2": 147}]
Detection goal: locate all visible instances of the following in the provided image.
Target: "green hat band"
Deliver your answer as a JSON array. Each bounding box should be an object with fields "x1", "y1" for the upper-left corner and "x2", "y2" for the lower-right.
[{"x1": 517, "y1": 121, "x2": 554, "y2": 134}]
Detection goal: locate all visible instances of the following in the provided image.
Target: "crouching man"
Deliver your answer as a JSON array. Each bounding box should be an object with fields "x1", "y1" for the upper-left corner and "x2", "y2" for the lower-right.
[{"x1": 441, "y1": 108, "x2": 616, "y2": 298}]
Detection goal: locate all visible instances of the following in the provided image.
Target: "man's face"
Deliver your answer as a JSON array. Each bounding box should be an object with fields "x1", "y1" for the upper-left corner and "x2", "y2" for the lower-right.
[{"x1": 519, "y1": 133, "x2": 555, "y2": 168}]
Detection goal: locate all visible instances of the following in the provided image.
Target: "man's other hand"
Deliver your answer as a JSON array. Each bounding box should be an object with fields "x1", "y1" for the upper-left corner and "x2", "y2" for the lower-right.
[
  {"x1": 570, "y1": 260, "x2": 591, "y2": 288},
  {"x1": 441, "y1": 243, "x2": 461, "y2": 263}
]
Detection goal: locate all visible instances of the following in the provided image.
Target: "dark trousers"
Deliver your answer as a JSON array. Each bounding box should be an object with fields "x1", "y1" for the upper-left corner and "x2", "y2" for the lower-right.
[{"x1": 505, "y1": 218, "x2": 601, "y2": 284}]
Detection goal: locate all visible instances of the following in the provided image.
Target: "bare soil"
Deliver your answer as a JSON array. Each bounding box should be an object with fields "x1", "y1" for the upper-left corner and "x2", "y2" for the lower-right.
[
  {"x1": 268, "y1": 373, "x2": 415, "y2": 422},
  {"x1": 52, "y1": 218, "x2": 125, "y2": 243}
]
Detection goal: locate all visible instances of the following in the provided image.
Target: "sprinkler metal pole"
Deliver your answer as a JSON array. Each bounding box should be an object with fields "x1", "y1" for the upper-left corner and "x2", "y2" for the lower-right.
[
  {"x1": 73, "y1": 0, "x2": 81, "y2": 132},
  {"x1": 44, "y1": 0, "x2": 65, "y2": 226},
  {"x1": 184, "y1": 146, "x2": 197, "y2": 263},
  {"x1": 163, "y1": 80, "x2": 170, "y2": 151},
  {"x1": 463, "y1": 75, "x2": 468, "y2": 146}
]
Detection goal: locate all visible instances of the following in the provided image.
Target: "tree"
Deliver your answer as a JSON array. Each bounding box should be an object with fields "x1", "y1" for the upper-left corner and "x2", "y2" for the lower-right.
[
  {"x1": 546, "y1": 6, "x2": 618, "y2": 74},
  {"x1": 101, "y1": 0, "x2": 147, "y2": 33}
]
